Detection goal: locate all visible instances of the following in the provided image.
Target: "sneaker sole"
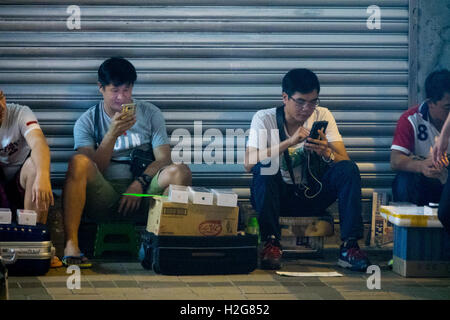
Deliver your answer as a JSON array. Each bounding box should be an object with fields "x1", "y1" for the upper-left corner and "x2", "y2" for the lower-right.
[{"x1": 337, "y1": 259, "x2": 368, "y2": 272}]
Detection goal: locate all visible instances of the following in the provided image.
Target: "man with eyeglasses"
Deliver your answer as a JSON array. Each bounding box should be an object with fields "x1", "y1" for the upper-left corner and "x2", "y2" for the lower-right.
[
  {"x1": 391, "y1": 69, "x2": 450, "y2": 208},
  {"x1": 244, "y1": 68, "x2": 369, "y2": 271}
]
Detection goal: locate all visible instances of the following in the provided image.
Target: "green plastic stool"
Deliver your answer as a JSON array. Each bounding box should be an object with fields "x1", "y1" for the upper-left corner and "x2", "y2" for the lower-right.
[{"x1": 94, "y1": 223, "x2": 139, "y2": 258}]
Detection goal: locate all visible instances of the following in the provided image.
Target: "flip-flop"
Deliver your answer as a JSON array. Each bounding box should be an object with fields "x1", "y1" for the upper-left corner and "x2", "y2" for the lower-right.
[
  {"x1": 51, "y1": 256, "x2": 63, "y2": 268},
  {"x1": 62, "y1": 253, "x2": 92, "y2": 269}
]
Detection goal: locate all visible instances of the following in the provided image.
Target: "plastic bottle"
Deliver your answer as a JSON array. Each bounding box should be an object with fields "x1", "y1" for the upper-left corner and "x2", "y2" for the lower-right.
[{"x1": 246, "y1": 217, "x2": 261, "y2": 244}]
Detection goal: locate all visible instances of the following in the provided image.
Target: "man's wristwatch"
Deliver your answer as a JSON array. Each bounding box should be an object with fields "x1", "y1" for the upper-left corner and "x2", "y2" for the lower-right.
[
  {"x1": 322, "y1": 150, "x2": 335, "y2": 163},
  {"x1": 136, "y1": 173, "x2": 152, "y2": 192}
]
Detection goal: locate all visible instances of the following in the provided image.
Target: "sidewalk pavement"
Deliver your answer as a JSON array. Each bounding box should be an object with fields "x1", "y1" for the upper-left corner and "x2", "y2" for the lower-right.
[{"x1": 7, "y1": 248, "x2": 450, "y2": 301}]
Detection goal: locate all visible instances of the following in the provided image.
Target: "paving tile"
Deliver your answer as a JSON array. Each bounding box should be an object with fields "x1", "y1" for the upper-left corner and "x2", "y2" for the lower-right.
[
  {"x1": 186, "y1": 282, "x2": 211, "y2": 287},
  {"x1": 144, "y1": 281, "x2": 188, "y2": 288},
  {"x1": 210, "y1": 281, "x2": 234, "y2": 287},
  {"x1": 236, "y1": 286, "x2": 266, "y2": 294},
  {"x1": 114, "y1": 280, "x2": 139, "y2": 288},
  {"x1": 11, "y1": 288, "x2": 48, "y2": 296},
  {"x1": 340, "y1": 292, "x2": 396, "y2": 300},
  {"x1": 52, "y1": 294, "x2": 104, "y2": 300},
  {"x1": 9, "y1": 295, "x2": 28, "y2": 300},
  {"x1": 90, "y1": 280, "x2": 117, "y2": 288},
  {"x1": 94, "y1": 288, "x2": 127, "y2": 296},
  {"x1": 307, "y1": 287, "x2": 345, "y2": 300},
  {"x1": 9, "y1": 276, "x2": 40, "y2": 283},
  {"x1": 233, "y1": 281, "x2": 279, "y2": 287},
  {"x1": 26, "y1": 294, "x2": 53, "y2": 300},
  {"x1": 263, "y1": 286, "x2": 291, "y2": 294},
  {"x1": 100, "y1": 295, "x2": 128, "y2": 300},
  {"x1": 124, "y1": 294, "x2": 156, "y2": 300},
  {"x1": 19, "y1": 282, "x2": 44, "y2": 289},
  {"x1": 301, "y1": 281, "x2": 328, "y2": 287},
  {"x1": 293, "y1": 292, "x2": 324, "y2": 300},
  {"x1": 143, "y1": 287, "x2": 195, "y2": 296},
  {"x1": 217, "y1": 294, "x2": 247, "y2": 300},
  {"x1": 42, "y1": 282, "x2": 69, "y2": 288},
  {"x1": 388, "y1": 292, "x2": 420, "y2": 300},
  {"x1": 279, "y1": 281, "x2": 306, "y2": 288},
  {"x1": 71, "y1": 287, "x2": 98, "y2": 295},
  {"x1": 189, "y1": 286, "x2": 242, "y2": 296},
  {"x1": 7, "y1": 282, "x2": 20, "y2": 289},
  {"x1": 178, "y1": 275, "x2": 231, "y2": 282},
  {"x1": 245, "y1": 293, "x2": 299, "y2": 300},
  {"x1": 45, "y1": 288, "x2": 74, "y2": 295}
]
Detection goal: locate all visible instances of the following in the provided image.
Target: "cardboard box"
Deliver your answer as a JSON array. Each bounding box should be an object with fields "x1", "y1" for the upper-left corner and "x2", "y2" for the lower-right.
[
  {"x1": 212, "y1": 189, "x2": 238, "y2": 207},
  {"x1": 168, "y1": 184, "x2": 189, "y2": 204},
  {"x1": 188, "y1": 186, "x2": 213, "y2": 205},
  {"x1": 370, "y1": 192, "x2": 393, "y2": 247},
  {"x1": 0, "y1": 208, "x2": 12, "y2": 224},
  {"x1": 17, "y1": 209, "x2": 37, "y2": 226},
  {"x1": 147, "y1": 198, "x2": 239, "y2": 236}
]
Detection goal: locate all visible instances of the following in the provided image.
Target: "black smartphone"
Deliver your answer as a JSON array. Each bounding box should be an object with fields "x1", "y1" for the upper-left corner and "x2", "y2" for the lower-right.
[{"x1": 309, "y1": 121, "x2": 328, "y2": 140}]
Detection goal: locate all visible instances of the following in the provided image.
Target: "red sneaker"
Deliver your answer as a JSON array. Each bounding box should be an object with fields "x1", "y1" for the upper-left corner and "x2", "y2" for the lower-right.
[{"x1": 260, "y1": 236, "x2": 282, "y2": 270}]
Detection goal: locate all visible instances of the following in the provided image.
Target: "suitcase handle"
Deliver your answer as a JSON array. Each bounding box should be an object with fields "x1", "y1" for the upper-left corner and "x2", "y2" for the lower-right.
[{"x1": 0, "y1": 249, "x2": 17, "y2": 265}]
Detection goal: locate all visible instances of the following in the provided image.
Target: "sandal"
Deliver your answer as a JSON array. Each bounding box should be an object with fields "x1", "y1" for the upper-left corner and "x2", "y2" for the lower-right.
[{"x1": 62, "y1": 253, "x2": 92, "y2": 269}]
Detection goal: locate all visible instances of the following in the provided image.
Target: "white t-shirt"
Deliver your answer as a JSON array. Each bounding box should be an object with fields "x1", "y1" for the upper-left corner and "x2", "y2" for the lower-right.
[
  {"x1": 247, "y1": 106, "x2": 342, "y2": 184},
  {"x1": 0, "y1": 103, "x2": 41, "y2": 181}
]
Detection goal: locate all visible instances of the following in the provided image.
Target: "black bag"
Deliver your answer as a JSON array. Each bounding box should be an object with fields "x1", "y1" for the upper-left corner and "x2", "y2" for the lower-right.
[
  {"x1": 129, "y1": 148, "x2": 155, "y2": 178},
  {"x1": 139, "y1": 232, "x2": 258, "y2": 275},
  {"x1": 0, "y1": 223, "x2": 52, "y2": 276},
  {"x1": 94, "y1": 103, "x2": 155, "y2": 178},
  {"x1": 275, "y1": 106, "x2": 329, "y2": 198}
]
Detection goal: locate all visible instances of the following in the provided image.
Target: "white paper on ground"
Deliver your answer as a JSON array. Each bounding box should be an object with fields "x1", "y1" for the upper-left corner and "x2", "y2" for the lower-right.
[{"x1": 276, "y1": 271, "x2": 343, "y2": 277}]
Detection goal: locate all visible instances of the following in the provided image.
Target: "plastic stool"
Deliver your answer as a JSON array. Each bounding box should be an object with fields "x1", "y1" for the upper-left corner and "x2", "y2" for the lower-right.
[{"x1": 94, "y1": 223, "x2": 139, "y2": 258}]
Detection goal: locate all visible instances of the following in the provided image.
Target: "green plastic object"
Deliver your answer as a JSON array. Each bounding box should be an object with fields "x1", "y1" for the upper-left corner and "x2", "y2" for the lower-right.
[
  {"x1": 246, "y1": 217, "x2": 261, "y2": 244},
  {"x1": 94, "y1": 223, "x2": 139, "y2": 258}
]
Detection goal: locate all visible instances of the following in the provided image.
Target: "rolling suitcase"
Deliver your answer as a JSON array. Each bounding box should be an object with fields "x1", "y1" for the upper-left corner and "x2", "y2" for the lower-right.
[
  {"x1": 0, "y1": 223, "x2": 53, "y2": 276},
  {"x1": 139, "y1": 232, "x2": 258, "y2": 275}
]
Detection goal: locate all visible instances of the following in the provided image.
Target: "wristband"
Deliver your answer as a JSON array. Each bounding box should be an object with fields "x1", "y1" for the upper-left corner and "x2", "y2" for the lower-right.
[
  {"x1": 136, "y1": 174, "x2": 152, "y2": 192},
  {"x1": 322, "y1": 150, "x2": 335, "y2": 163}
]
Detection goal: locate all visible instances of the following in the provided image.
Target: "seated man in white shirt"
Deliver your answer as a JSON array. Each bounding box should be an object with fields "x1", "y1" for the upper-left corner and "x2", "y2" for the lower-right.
[
  {"x1": 244, "y1": 69, "x2": 369, "y2": 271},
  {"x1": 0, "y1": 89, "x2": 54, "y2": 224}
]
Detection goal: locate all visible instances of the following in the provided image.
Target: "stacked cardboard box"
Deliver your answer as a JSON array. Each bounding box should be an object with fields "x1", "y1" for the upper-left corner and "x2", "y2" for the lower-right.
[{"x1": 147, "y1": 185, "x2": 239, "y2": 236}]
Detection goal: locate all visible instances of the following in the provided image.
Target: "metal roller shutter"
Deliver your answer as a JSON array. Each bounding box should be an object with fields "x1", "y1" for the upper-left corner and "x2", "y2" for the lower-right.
[{"x1": 0, "y1": 0, "x2": 409, "y2": 204}]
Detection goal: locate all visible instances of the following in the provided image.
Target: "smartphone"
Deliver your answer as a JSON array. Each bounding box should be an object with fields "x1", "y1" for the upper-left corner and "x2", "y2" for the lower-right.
[
  {"x1": 121, "y1": 103, "x2": 136, "y2": 115},
  {"x1": 309, "y1": 121, "x2": 328, "y2": 140}
]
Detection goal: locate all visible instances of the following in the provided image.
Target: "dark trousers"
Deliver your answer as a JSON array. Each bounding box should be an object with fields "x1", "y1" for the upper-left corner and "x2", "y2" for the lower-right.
[
  {"x1": 392, "y1": 171, "x2": 450, "y2": 239},
  {"x1": 250, "y1": 160, "x2": 364, "y2": 242},
  {"x1": 439, "y1": 177, "x2": 450, "y2": 235},
  {"x1": 392, "y1": 171, "x2": 443, "y2": 206}
]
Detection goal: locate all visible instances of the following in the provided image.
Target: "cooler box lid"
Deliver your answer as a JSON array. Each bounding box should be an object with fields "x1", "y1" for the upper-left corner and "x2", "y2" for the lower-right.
[{"x1": 380, "y1": 205, "x2": 443, "y2": 228}]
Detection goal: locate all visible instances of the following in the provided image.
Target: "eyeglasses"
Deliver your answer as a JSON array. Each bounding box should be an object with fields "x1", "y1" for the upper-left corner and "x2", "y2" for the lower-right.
[{"x1": 289, "y1": 96, "x2": 320, "y2": 110}]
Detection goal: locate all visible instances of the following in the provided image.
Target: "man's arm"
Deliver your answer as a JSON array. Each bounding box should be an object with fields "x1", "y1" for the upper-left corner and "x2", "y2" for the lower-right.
[
  {"x1": 433, "y1": 114, "x2": 450, "y2": 167},
  {"x1": 244, "y1": 139, "x2": 295, "y2": 173},
  {"x1": 24, "y1": 129, "x2": 54, "y2": 209},
  {"x1": 142, "y1": 144, "x2": 172, "y2": 177},
  {"x1": 391, "y1": 149, "x2": 443, "y2": 179}
]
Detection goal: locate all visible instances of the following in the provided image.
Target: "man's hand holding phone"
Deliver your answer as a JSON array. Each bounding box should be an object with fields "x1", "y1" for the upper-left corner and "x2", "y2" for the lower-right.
[
  {"x1": 108, "y1": 103, "x2": 136, "y2": 138},
  {"x1": 305, "y1": 129, "x2": 331, "y2": 158}
]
